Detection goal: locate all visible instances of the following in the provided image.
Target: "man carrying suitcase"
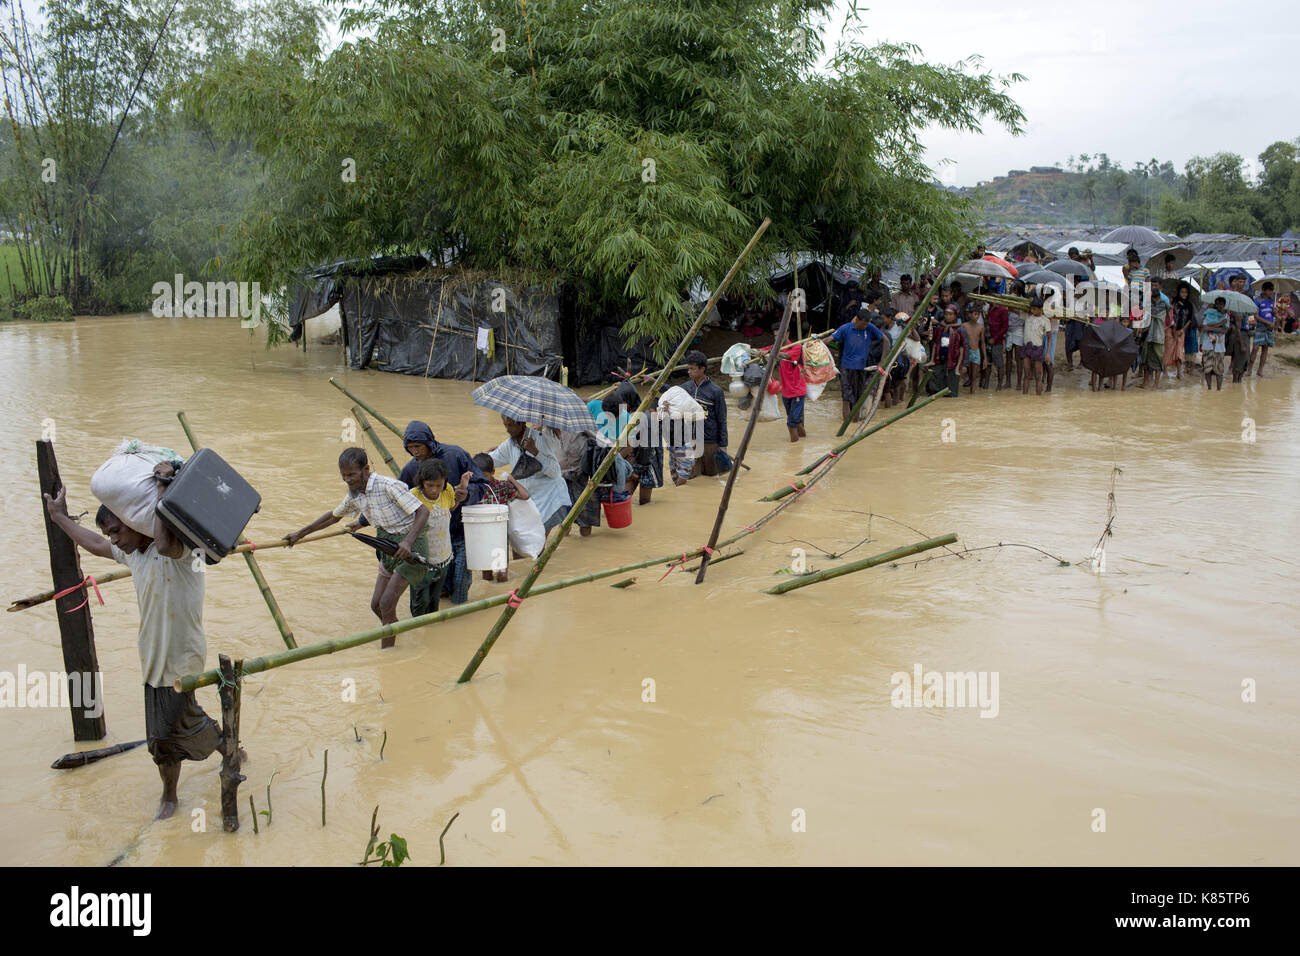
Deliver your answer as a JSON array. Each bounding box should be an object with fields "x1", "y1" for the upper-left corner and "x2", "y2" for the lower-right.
[{"x1": 45, "y1": 460, "x2": 220, "y2": 821}]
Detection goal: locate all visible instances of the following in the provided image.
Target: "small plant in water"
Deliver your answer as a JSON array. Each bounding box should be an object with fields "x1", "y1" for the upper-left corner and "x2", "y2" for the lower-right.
[{"x1": 360, "y1": 805, "x2": 410, "y2": 867}]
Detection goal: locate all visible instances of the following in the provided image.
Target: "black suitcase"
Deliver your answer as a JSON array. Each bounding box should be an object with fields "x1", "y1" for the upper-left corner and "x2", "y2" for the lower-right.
[{"x1": 156, "y1": 447, "x2": 262, "y2": 564}]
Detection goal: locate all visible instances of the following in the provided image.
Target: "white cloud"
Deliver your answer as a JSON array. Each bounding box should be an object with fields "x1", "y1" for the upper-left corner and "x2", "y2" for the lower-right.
[{"x1": 825, "y1": 0, "x2": 1300, "y2": 185}]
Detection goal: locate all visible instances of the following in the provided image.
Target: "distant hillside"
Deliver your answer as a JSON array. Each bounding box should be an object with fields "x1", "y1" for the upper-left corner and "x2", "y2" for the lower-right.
[{"x1": 955, "y1": 166, "x2": 1176, "y2": 228}]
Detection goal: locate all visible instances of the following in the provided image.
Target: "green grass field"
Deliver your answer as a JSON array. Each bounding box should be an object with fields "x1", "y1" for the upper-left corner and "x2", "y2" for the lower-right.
[{"x1": 0, "y1": 244, "x2": 47, "y2": 299}]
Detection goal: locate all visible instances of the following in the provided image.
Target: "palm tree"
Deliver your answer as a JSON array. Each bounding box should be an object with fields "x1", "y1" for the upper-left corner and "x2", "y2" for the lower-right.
[{"x1": 1083, "y1": 175, "x2": 1098, "y2": 227}]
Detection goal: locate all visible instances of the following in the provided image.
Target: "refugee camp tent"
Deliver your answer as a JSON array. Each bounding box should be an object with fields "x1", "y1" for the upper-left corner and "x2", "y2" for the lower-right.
[{"x1": 289, "y1": 259, "x2": 566, "y2": 381}]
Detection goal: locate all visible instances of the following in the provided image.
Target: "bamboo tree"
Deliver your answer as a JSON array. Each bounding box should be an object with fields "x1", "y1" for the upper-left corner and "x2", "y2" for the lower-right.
[{"x1": 352, "y1": 405, "x2": 400, "y2": 476}]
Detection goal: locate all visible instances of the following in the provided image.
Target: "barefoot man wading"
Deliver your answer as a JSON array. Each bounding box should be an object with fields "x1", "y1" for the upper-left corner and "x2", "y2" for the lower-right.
[{"x1": 45, "y1": 461, "x2": 220, "y2": 820}]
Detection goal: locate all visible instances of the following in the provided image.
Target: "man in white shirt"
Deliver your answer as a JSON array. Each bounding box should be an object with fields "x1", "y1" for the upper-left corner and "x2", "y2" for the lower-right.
[{"x1": 45, "y1": 463, "x2": 220, "y2": 820}]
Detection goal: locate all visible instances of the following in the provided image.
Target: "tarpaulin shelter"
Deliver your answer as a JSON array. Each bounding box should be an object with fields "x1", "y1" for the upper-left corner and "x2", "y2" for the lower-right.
[{"x1": 290, "y1": 259, "x2": 566, "y2": 381}]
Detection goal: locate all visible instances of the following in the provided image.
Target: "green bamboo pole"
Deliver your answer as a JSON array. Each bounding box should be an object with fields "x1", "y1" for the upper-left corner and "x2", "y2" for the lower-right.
[
  {"x1": 178, "y1": 411, "x2": 297, "y2": 650},
  {"x1": 8, "y1": 528, "x2": 349, "y2": 613},
  {"x1": 836, "y1": 245, "x2": 963, "y2": 436},
  {"x1": 329, "y1": 378, "x2": 404, "y2": 438},
  {"x1": 176, "y1": 542, "x2": 719, "y2": 692},
  {"x1": 762, "y1": 534, "x2": 958, "y2": 595},
  {"x1": 352, "y1": 405, "x2": 400, "y2": 476},
  {"x1": 457, "y1": 217, "x2": 773, "y2": 684},
  {"x1": 788, "y1": 390, "x2": 950, "y2": 481},
  {"x1": 908, "y1": 368, "x2": 934, "y2": 408}
]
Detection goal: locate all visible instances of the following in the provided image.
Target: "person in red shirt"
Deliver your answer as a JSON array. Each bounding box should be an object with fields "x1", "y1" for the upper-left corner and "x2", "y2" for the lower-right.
[{"x1": 777, "y1": 341, "x2": 807, "y2": 442}]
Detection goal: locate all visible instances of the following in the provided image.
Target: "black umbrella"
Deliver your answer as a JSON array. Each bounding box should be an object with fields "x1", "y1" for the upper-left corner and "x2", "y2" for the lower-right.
[
  {"x1": 1080, "y1": 319, "x2": 1139, "y2": 378},
  {"x1": 1102, "y1": 225, "x2": 1161, "y2": 246},
  {"x1": 350, "y1": 531, "x2": 434, "y2": 566},
  {"x1": 1045, "y1": 259, "x2": 1093, "y2": 279}
]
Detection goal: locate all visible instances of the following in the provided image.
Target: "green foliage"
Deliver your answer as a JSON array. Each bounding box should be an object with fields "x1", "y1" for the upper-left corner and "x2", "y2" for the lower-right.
[
  {"x1": 360, "y1": 805, "x2": 410, "y2": 867},
  {"x1": 14, "y1": 295, "x2": 75, "y2": 321},
  {"x1": 190, "y1": 0, "x2": 1024, "y2": 356}
]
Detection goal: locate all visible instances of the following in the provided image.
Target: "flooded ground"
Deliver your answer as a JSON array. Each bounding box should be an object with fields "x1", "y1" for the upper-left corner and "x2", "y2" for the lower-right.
[{"x1": 2, "y1": 314, "x2": 1298, "y2": 866}]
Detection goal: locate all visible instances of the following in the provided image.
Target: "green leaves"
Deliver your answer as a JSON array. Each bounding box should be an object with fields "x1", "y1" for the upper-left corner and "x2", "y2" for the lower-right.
[{"x1": 188, "y1": 0, "x2": 1022, "y2": 350}]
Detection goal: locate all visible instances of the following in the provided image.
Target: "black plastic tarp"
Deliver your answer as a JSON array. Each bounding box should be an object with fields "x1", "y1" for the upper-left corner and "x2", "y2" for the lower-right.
[{"x1": 342, "y1": 275, "x2": 564, "y2": 381}]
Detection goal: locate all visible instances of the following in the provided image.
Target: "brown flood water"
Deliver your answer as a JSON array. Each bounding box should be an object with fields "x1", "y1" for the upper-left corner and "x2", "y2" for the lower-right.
[{"x1": 2, "y1": 314, "x2": 1298, "y2": 866}]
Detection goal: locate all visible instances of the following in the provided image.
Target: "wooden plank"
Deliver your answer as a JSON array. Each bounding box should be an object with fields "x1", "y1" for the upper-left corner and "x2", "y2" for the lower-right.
[{"x1": 35, "y1": 440, "x2": 107, "y2": 741}]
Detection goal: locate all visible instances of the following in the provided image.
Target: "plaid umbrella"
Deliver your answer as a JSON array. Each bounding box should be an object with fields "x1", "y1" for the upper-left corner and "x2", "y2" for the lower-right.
[
  {"x1": 956, "y1": 258, "x2": 1013, "y2": 278},
  {"x1": 471, "y1": 375, "x2": 596, "y2": 432}
]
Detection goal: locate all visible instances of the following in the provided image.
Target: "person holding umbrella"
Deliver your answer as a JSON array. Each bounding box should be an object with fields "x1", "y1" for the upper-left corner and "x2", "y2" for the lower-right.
[
  {"x1": 486, "y1": 416, "x2": 572, "y2": 532},
  {"x1": 1249, "y1": 281, "x2": 1276, "y2": 377},
  {"x1": 1200, "y1": 295, "x2": 1230, "y2": 390}
]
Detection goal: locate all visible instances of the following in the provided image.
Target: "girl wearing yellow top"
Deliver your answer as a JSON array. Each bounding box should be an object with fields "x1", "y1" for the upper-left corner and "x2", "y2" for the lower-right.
[{"x1": 409, "y1": 458, "x2": 466, "y2": 616}]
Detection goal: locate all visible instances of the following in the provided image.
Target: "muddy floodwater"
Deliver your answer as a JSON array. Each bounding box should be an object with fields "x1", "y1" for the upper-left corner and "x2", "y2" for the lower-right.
[{"x1": 2, "y1": 314, "x2": 1298, "y2": 866}]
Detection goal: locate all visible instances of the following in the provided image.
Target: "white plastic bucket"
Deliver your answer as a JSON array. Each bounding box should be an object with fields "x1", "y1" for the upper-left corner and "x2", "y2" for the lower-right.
[{"x1": 462, "y1": 503, "x2": 509, "y2": 571}]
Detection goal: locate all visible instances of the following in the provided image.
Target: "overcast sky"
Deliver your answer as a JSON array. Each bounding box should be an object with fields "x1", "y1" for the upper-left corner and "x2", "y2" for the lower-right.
[{"x1": 826, "y1": 0, "x2": 1298, "y2": 186}]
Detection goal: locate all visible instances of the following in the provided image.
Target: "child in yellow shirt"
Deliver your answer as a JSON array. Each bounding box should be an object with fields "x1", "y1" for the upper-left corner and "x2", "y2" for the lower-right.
[{"x1": 409, "y1": 459, "x2": 464, "y2": 616}]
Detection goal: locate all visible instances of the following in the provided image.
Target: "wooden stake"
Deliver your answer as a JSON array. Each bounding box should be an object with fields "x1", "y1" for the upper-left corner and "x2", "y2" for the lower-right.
[
  {"x1": 329, "y1": 378, "x2": 404, "y2": 438},
  {"x1": 36, "y1": 440, "x2": 107, "y2": 741},
  {"x1": 352, "y1": 405, "x2": 401, "y2": 477},
  {"x1": 763, "y1": 534, "x2": 958, "y2": 594},
  {"x1": 321, "y1": 749, "x2": 328, "y2": 827},
  {"x1": 457, "y1": 217, "x2": 773, "y2": 684},
  {"x1": 837, "y1": 246, "x2": 963, "y2": 435},
  {"x1": 217, "y1": 654, "x2": 245, "y2": 832},
  {"x1": 696, "y1": 295, "x2": 796, "y2": 584},
  {"x1": 178, "y1": 411, "x2": 297, "y2": 649},
  {"x1": 51, "y1": 739, "x2": 144, "y2": 769}
]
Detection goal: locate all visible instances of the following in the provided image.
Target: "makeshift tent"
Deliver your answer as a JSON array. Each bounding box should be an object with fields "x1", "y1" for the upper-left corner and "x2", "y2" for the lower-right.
[{"x1": 290, "y1": 261, "x2": 565, "y2": 381}]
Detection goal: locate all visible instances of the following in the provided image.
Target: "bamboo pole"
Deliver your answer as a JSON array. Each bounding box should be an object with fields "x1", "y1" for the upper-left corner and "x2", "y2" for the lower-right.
[
  {"x1": 789, "y1": 390, "x2": 951, "y2": 480},
  {"x1": 329, "y1": 378, "x2": 404, "y2": 439},
  {"x1": 352, "y1": 405, "x2": 401, "y2": 477},
  {"x1": 837, "y1": 246, "x2": 963, "y2": 436},
  {"x1": 178, "y1": 411, "x2": 297, "y2": 650},
  {"x1": 176, "y1": 543, "x2": 723, "y2": 692},
  {"x1": 762, "y1": 534, "x2": 958, "y2": 595},
  {"x1": 696, "y1": 295, "x2": 795, "y2": 584},
  {"x1": 8, "y1": 528, "x2": 349, "y2": 612},
  {"x1": 908, "y1": 368, "x2": 934, "y2": 408},
  {"x1": 457, "y1": 217, "x2": 773, "y2": 684}
]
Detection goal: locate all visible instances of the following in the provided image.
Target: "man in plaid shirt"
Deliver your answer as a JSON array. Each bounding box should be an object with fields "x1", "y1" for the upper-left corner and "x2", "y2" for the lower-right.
[{"x1": 284, "y1": 447, "x2": 429, "y2": 648}]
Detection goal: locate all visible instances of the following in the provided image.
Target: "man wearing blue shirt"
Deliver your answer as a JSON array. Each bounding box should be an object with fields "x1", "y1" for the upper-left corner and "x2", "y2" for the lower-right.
[{"x1": 831, "y1": 308, "x2": 883, "y2": 422}]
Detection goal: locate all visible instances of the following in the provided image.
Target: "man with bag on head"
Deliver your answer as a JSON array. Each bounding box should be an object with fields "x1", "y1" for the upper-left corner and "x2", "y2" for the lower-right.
[{"x1": 45, "y1": 461, "x2": 221, "y2": 821}]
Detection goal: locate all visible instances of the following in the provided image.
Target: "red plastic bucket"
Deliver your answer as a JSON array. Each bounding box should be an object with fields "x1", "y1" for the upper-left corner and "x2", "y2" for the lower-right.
[{"x1": 602, "y1": 497, "x2": 632, "y2": 529}]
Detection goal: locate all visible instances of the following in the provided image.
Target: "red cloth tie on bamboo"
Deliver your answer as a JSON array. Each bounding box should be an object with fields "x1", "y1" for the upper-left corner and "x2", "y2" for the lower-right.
[
  {"x1": 658, "y1": 546, "x2": 715, "y2": 582},
  {"x1": 52, "y1": 575, "x2": 104, "y2": 613},
  {"x1": 506, "y1": 590, "x2": 524, "y2": 609}
]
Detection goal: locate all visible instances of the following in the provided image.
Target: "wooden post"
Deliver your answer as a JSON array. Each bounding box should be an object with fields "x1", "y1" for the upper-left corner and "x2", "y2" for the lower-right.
[
  {"x1": 696, "y1": 295, "x2": 796, "y2": 583},
  {"x1": 177, "y1": 412, "x2": 297, "y2": 649},
  {"x1": 36, "y1": 440, "x2": 106, "y2": 741},
  {"x1": 217, "y1": 654, "x2": 244, "y2": 832}
]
